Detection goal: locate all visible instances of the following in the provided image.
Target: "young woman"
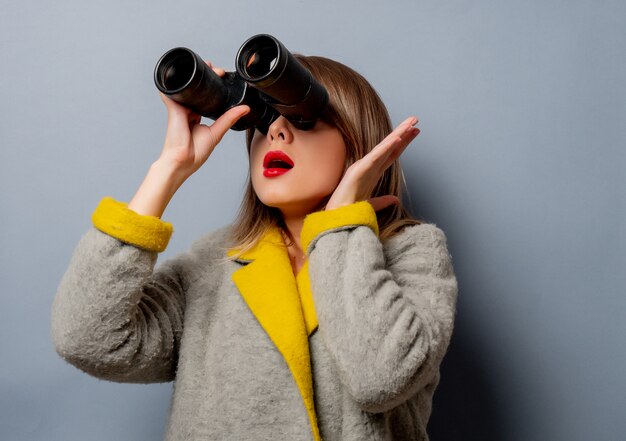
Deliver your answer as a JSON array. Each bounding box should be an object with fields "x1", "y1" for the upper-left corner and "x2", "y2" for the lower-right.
[{"x1": 51, "y1": 53, "x2": 458, "y2": 441}]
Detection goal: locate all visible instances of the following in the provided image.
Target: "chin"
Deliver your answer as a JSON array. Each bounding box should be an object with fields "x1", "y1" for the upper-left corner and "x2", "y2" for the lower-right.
[
  {"x1": 258, "y1": 197, "x2": 302, "y2": 209},
  {"x1": 255, "y1": 192, "x2": 325, "y2": 213},
  {"x1": 253, "y1": 190, "x2": 290, "y2": 207}
]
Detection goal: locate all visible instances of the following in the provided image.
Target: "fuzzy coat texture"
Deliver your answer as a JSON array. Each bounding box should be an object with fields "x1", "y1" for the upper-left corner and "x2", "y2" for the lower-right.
[{"x1": 51, "y1": 197, "x2": 458, "y2": 441}]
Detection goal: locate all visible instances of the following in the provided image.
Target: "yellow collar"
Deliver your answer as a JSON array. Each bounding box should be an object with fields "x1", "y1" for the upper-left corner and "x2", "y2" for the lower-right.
[{"x1": 226, "y1": 225, "x2": 321, "y2": 441}]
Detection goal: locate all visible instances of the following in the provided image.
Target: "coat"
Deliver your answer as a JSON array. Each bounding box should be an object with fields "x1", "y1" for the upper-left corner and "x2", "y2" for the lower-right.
[{"x1": 51, "y1": 196, "x2": 458, "y2": 440}]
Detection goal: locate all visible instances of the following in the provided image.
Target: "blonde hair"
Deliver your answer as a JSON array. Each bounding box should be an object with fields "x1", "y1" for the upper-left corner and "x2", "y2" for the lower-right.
[{"x1": 219, "y1": 54, "x2": 424, "y2": 262}]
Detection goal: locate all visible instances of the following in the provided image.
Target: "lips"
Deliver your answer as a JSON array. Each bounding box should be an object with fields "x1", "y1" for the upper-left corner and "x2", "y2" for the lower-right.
[{"x1": 263, "y1": 150, "x2": 294, "y2": 169}]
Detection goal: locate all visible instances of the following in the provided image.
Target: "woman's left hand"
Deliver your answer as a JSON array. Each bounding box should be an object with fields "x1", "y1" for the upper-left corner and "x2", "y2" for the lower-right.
[{"x1": 325, "y1": 116, "x2": 420, "y2": 212}]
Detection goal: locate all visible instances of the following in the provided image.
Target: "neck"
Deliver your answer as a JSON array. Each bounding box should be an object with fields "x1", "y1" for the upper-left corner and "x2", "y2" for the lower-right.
[
  {"x1": 280, "y1": 212, "x2": 306, "y2": 257},
  {"x1": 277, "y1": 197, "x2": 329, "y2": 257}
]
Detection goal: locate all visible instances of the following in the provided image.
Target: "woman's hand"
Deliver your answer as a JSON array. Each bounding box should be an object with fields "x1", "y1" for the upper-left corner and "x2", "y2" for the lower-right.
[
  {"x1": 127, "y1": 62, "x2": 250, "y2": 219},
  {"x1": 325, "y1": 116, "x2": 420, "y2": 212},
  {"x1": 158, "y1": 60, "x2": 250, "y2": 179}
]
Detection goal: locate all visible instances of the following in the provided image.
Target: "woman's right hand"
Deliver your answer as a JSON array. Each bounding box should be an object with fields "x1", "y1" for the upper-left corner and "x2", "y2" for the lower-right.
[
  {"x1": 157, "y1": 60, "x2": 250, "y2": 179},
  {"x1": 127, "y1": 61, "x2": 249, "y2": 218}
]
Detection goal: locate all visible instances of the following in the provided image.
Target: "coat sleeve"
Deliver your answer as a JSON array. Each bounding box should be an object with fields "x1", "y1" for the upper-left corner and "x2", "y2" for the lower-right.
[
  {"x1": 51, "y1": 197, "x2": 187, "y2": 384},
  {"x1": 301, "y1": 201, "x2": 458, "y2": 414}
]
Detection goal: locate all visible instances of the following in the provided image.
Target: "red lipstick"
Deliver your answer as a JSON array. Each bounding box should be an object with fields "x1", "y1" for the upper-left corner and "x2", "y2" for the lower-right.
[{"x1": 263, "y1": 150, "x2": 294, "y2": 177}]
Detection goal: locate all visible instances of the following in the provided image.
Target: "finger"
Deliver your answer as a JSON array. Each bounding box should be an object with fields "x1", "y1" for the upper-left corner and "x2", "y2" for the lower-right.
[
  {"x1": 387, "y1": 116, "x2": 418, "y2": 139},
  {"x1": 381, "y1": 120, "x2": 419, "y2": 155},
  {"x1": 391, "y1": 117, "x2": 418, "y2": 141},
  {"x1": 203, "y1": 60, "x2": 226, "y2": 76},
  {"x1": 206, "y1": 105, "x2": 251, "y2": 144},
  {"x1": 191, "y1": 123, "x2": 217, "y2": 153},
  {"x1": 358, "y1": 117, "x2": 419, "y2": 177},
  {"x1": 368, "y1": 195, "x2": 401, "y2": 212},
  {"x1": 405, "y1": 116, "x2": 419, "y2": 126},
  {"x1": 204, "y1": 60, "x2": 226, "y2": 77},
  {"x1": 395, "y1": 126, "x2": 420, "y2": 148},
  {"x1": 380, "y1": 128, "x2": 419, "y2": 169},
  {"x1": 160, "y1": 91, "x2": 176, "y2": 106},
  {"x1": 392, "y1": 117, "x2": 418, "y2": 140},
  {"x1": 368, "y1": 117, "x2": 418, "y2": 161},
  {"x1": 366, "y1": 134, "x2": 403, "y2": 167}
]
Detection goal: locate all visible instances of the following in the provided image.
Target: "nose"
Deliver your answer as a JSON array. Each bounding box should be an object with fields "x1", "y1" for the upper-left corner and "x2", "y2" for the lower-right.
[{"x1": 267, "y1": 116, "x2": 294, "y2": 144}]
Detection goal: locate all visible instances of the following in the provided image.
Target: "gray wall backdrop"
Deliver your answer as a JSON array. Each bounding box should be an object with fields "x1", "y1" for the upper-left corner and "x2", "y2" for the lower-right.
[{"x1": 1, "y1": 0, "x2": 624, "y2": 440}]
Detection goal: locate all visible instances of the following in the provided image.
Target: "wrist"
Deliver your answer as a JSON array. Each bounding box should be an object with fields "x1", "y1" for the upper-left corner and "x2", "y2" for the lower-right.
[
  {"x1": 151, "y1": 157, "x2": 191, "y2": 187},
  {"x1": 127, "y1": 160, "x2": 187, "y2": 218}
]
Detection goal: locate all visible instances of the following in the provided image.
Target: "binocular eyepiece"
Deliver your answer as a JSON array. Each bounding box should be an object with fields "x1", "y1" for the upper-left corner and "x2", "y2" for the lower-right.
[{"x1": 154, "y1": 34, "x2": 329, "y2": 133}]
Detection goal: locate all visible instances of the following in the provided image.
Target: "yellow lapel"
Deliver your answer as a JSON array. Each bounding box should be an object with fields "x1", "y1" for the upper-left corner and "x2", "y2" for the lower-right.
[
  {"x1": 226, "y1": 226, "x2": 321, "y2": 441},
  {"x1": 295, "y1": 259, "x2": 318, "y2": 336}
]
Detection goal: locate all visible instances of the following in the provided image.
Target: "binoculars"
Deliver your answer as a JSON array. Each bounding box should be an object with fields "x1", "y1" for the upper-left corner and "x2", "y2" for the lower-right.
[{"x1": 154, "y1": 34, "x2": 328, "y2": 133}]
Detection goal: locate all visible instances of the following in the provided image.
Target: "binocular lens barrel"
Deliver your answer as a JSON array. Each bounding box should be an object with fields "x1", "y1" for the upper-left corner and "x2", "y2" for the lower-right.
[
  {"x1": 236, "y1": 34, "x2": 328, "y2": 129},
  {"x1": 154, "y1": 47, "x2": 230, "y2": 119},
  {"x1": 159, "y1": 51, "x2": 195, "y2": 91},
  {"x1": 154, "y1": 34, "x2": 328, "y2": 132},
  {"x1": 236, "y1": 34, "x2": 306, "y2": 103},
  {"x1": 244, "y1": 48, "x2": 279, "y2": 79}
]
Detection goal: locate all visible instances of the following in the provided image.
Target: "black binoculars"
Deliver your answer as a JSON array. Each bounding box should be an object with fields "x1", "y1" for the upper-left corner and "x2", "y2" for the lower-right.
[{"x1": 154, "y1": 34, "x2": 328, "y2": 133}]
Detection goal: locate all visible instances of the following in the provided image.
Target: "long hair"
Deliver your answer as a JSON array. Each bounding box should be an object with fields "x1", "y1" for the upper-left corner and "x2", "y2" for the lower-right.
[{"x1": 219, "y1": 54, "x2": 424, "y2": 262}]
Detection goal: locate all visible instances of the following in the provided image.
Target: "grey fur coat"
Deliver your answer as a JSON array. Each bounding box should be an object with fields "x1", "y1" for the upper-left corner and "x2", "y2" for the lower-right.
[{"x1": 51, "y1": 198, "x2": 458, "y2": 440}]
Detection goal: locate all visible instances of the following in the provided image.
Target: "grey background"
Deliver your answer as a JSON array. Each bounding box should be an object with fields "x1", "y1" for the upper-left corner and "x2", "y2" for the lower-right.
[{"x1": 1, "y1": 0, "x2": 624, "y2": 440}]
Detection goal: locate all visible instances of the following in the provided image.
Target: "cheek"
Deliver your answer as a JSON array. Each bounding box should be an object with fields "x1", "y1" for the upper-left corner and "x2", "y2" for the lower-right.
[
  {"x1": 249, "y1": 142, "x2": 263, "y2": 169},
  {"x1": 326, "y1": 135, "x2": 348, "y2": 179},
  {"x1": 249, "y1": 149, "x2": 259, "y2": 168},
  {"x1": 305, "y1": 145, "x2": 346, "y2": 187},
  {"x1": 249, "y1": 132, "x2": 264, "y2": 162},
  {"x1": 318, "y1": 151, "x2": 344, "y2": 175},
  {"x1": 248, "y1": 150, "x2": 260, "y2": 190}
]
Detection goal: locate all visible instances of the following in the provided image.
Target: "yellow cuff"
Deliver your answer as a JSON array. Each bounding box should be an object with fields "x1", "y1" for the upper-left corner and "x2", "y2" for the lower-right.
[
  {"x1": 91, "y1": 196, "x2": 173, "y2": 253},
  {"x1": 301, "y1": 200, "x2": 379, "y2": 255}
]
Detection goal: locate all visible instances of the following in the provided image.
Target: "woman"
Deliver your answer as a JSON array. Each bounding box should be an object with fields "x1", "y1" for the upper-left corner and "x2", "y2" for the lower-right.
[{"x1": 51, "y1": 53, "x2": 458, "y2": 441}]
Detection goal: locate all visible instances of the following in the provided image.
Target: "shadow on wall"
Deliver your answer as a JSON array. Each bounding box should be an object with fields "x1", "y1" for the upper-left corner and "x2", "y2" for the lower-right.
[
  {"x1": 402, "y1": 161, "x2": 507, "y2": 439},
  {"x1": 427, "y1": 321, "x2": 507, "y2": 441}
]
